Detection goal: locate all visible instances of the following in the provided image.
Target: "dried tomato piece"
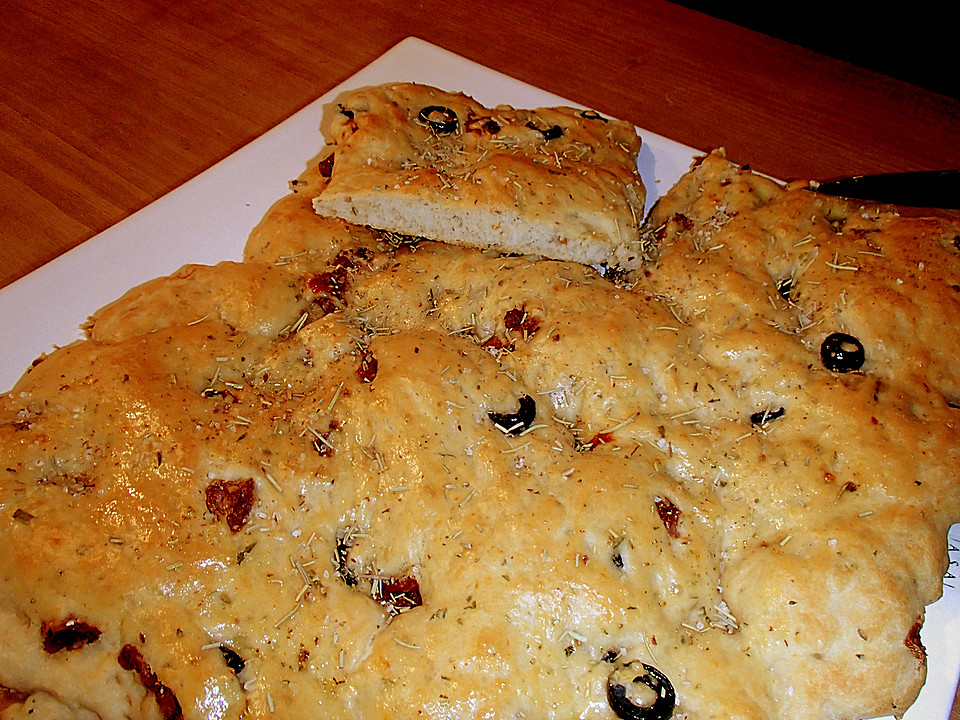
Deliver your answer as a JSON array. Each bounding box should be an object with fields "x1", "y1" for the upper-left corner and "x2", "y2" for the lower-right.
[
  {"x1": 205, "y1": 478, "x2": 256, "y2": 533},
  {"x1": 905, "y1": 619, "x2": 926, "y2": 665},
  {"x1": 373, "y1": 574, "x2": 423, "y2": 612},
  {"x1": 482, "y1": 334, "x2": 514, "y2": 352},
  {"x1": 313, "y1": 295, "x2": 340, "y2": 316},
  {"x1": 41, "y1": 618, "x2": 102, "y2": 653},
  {"x1": 306, "y1": 267, "x2": 349, "y2": 299},
  {"x1": 503, "y1": 307, "x2": 540, "y2": 339},
  {"x1": 587, "y1": 432, "x2": 614, "y2": 449},
  {"x1": 117, "y1": 644, "x2": 183, "y2": 720},
  {"x1": 330, "y1": 250, "x2": 360, "y2": 268},
  {"x1": 654, "y1": 496, "x2": 682, "y2": 538},
  {"x1": 357, "y1": 352, "x2": 378, "y2": 383},
  {"x1": 334, "y1": 527, "x2": 422, "y2": 613},
  {"x1": 317, "y1": 153, "x2": 335, "y2": 178},
  {"x1": 670, "y1": 213, "x2": 695, "y2": 232},
  {"x1": 0, "y1": 684, "x2": 29, "y2": 709},
  {"x1": 304, "y1": 250, "x2": 370, "y2": 314}
]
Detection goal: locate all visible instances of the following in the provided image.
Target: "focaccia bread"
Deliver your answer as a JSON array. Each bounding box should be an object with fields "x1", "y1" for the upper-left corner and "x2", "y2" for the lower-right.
[
  {"x1": 311, "y1": 83, "x2": 646, "y2": 269},
  {"x1": 1, "y1": 140, "x2": 959, "y2": 720}
]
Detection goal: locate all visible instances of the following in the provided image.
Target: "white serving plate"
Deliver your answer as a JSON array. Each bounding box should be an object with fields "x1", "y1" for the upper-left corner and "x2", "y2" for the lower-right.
[{"x1": 0, "y1": 35, "x2": 956, "y2": 719}]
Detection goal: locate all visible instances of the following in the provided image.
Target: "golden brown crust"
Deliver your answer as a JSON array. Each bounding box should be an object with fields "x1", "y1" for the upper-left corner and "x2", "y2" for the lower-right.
[{"x1": 0, "y1": 144, "x2": 958, "y2": 720}]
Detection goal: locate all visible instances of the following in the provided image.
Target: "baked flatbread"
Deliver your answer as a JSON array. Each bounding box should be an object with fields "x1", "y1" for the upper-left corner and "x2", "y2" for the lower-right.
[
  {"x1": 0, "y1": 137, "x2": 958, "y2": 719},
  {"x1": 311, "y1": 83, "x2": 646, "y2": 269}
]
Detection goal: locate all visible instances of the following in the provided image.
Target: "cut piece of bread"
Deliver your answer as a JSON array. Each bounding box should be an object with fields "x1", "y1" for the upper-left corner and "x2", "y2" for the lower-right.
[{"x1": 312, "y1": 83, "x2": 646, "y2": 268}]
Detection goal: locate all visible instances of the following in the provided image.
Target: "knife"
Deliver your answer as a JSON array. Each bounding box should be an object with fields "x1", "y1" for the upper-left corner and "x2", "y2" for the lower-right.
[{"x1": 810, "y1": 169, "x2": 960, "y2": 209}]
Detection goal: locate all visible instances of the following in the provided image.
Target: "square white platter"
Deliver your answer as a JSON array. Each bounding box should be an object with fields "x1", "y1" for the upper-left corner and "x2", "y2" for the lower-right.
[{"x1": 0, "y1": 36, "x2": 956, "y2": 720}]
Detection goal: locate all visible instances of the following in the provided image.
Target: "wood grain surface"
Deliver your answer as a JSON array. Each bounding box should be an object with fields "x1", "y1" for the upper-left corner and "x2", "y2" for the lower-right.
[{"x1": 1, "y1": 0, "x2": 958, "y2": 717}]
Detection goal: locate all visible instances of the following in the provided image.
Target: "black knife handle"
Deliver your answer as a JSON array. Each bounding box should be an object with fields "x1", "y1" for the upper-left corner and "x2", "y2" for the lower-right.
[{"x1": 813, "y1": 169, "x2": 960, "y2": 209}]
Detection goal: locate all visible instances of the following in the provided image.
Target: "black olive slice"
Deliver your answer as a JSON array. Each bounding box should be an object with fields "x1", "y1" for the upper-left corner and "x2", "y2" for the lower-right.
[
  {"x1": 218, "y1": 644, "x2": 245, "y2": 675},
  {"x1": 749, "y1": 406, "x2": 786, "y2": 426},
  {"x1": 525, "y1": 121, "x2": 563, "y2": 141},
  {"x1": 488, "y1": 395, "x2": 537, "y2": 435},
  {"x1": 464, "y1": 114, "x2": 501, "y2": 134},
  {"x1": 820, "y1": 332, "x2": 865, "y2": 373},
  {"x1": 334, "y1": 529, "x2": 359, "y2": 587},
  {"x1": 418, "y1": 106, "x2": 459, "y2": 134},
  {"x1": 579, "y1": 109, "x2": 609, "y2": 122},
  {"x1": 607, "y1": 662, "x2": 676, "y2": 720},
  {"x1": 775, "y1": 277, "x2": 793, "y2": 300}
]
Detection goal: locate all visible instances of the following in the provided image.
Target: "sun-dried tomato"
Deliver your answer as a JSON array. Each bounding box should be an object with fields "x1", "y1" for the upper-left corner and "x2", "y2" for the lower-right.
[
  {"x1": 654, "y1": 496, "x2": 682, "y2": 538},
  {"x1": 905, "y1": 619, "x2": 926, "y2": 664},
  {"x1": 306, "y1": 267, "x2": 349, "y2": 299},
  {"x1": 374, "y1": 574, "x2": 423, "y2": 611},
  {"x1": 482, "y1": 334, "x2": 513, "y2": 352},
  {"x1": 41, "y1": 618, "x2": 102, "y2": 653},
  {"x1": 117, "y1": 644, "x2": 183, "y2": 720},
  {"x1": 588, "y1": 432, "x2": 614, "y2": 449},
  {"x1": 503, "y1": 307, "x2": 540, "y2": 338},
  {"x1": 317, "y1": 153, "x2": 335, "y2": 178},
  {"x1": 357, "y1": 352, "x2": 378, "y2": 383},
  {"x1": 205, "y1": 478, "x2": 256, "y2": 533}
]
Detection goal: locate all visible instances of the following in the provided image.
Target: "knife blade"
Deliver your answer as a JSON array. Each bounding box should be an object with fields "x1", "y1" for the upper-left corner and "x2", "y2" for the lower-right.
[{"x1": 810, "y1": 169, "x2": 960, "y2": 209}]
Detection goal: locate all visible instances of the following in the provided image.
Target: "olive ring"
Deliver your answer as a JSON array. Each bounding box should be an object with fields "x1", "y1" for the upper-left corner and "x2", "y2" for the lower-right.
[
  {"x1": 820, "y1": 332, "x2": 865, "y2": 373},
  {"x1": 525, "y1": 120, "x2": 563, "y2": 141},
  {"x1": 418, "y1": 105, "x2": 459, "y2": 134},
  {"x1": 488, "y1": 395, "x2": 537, "y2": 436},
  {"x1": 606, "y1": 662, "x2": 676, "y2": 720}
]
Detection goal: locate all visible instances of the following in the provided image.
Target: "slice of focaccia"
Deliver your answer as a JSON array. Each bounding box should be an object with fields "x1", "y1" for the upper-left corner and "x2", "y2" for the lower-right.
[{"x1": 311, "y1": 83, "x2": 646, "y2": 269}]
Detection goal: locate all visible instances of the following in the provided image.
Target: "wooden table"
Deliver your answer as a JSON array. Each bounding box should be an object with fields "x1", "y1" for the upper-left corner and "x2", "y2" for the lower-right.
[{"x1": 1, "y1": 1, "x2": 958, "y2": 717}]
